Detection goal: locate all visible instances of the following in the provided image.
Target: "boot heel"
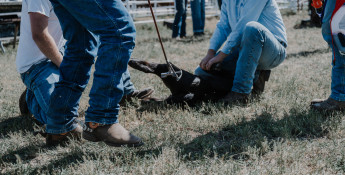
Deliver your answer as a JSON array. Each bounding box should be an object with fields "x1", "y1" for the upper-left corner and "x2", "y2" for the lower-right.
[
  {"x1": 263, "y1": 70, "x2": 271, "y2": 81},
  {"x1": 82, "y1": 131, "x2": 101, "y2": 142}
]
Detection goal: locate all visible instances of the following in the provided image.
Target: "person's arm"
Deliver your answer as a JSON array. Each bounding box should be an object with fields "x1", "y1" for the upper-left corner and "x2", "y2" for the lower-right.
[
  {"x1": 200, "y1": 0, "x2": 231, "y2": 70},
  {"x1": 30, "y1": 12, "x2": 62, "y2": 67},
  {"x1": 220, "y1": 0, "x2": 268, "y2": 54},
  {"x1": 208, "y1": 0, "x2": 231, "y2": 51},
  {"x1": 204, "y1": 0, "x2": 268, "y2": 70}
]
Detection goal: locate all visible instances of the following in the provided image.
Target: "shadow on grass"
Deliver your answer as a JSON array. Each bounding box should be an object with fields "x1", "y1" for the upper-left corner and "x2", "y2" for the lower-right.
[
  {"x1": 3, "y1": 146, "x2": 164, "y2": 174},
  {"x1": 286, "y1": 48, "x2": 331, "y2": 59},
  {"x1": 0, "y1": 115, "x2": 35, "y2": 138},
  {"x1": 2, "y1": 107, "x2": 342, "y2": 173},
  {"x1": 179, "y1": 108, "x2": 341, "y2": 161},
  {"x1": 0, "y1": 145, "x2": 42, "y2": 164},
  {"x1": 2, "y1": 150, "x2": 85, "y2": 174}
]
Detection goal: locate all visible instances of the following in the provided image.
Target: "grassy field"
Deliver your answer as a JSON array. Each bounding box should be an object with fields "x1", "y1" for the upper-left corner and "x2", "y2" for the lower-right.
[{"x1": 0, "y1": 12, "x2": 344, "y2": 174}]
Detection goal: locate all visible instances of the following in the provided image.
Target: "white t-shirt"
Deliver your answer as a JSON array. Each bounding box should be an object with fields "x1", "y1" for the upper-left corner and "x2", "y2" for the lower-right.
[{"x1": 16, "y1": 0, "x2": 64, "y2": 73}]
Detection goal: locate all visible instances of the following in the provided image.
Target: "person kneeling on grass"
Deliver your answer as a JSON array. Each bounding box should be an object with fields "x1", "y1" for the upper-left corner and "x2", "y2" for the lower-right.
[
  {"x1": 195, "y1": 0, "x2": 287, "y2": 104},
  {"x1": 17, "y1": 0, "x2": 153, "y2": 146},
  {"x1": 311, "y1": 0, "x2": 345, "y2": 112}
]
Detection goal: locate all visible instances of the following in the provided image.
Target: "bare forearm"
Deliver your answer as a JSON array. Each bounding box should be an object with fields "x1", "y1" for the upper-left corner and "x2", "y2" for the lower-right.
[
  {"x1": 33, "y1": 31, "x2": 62, "y2": 67},
  {"x1": 205, "y1": 51, "x2": 229, "y2": 70},
  {"x1": 207, "y1": 49, "x2": 216, "y2": 56}
]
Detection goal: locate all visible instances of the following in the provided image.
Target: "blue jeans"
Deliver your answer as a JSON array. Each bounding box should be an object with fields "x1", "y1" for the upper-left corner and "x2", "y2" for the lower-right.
[
  {"x1": 21, "y1": 60, "x2": 59, "y2": 126},
  {"x1": 123, "y1": 69, "x2": 136, "y2": 95},
  {"x1": 47, "y1": 0, "x2": 136, "y2": 134},
  {"x1": 172, "y1": 0, "x2": 187, "y2": 38},
  {"x1": 322, "y1": 0, "x2": 345, "y2": 101},
  {"x1": 190, "y1": 0, "x2": 205, "y2": 33},
  {"x1": 20, "y1": 60, "x2": 135, "y2": 130},
  {"x1": 196, "y1": 22, "x2": 286, "y2": 94}
]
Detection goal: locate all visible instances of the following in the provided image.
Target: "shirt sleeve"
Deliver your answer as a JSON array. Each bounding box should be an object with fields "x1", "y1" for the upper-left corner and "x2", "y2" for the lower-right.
[
  {"x1": 27, "y1": 0, "x2": 52, "y2": 17},
  {"x1": 220, "y1": 0, "x2": 268, "y2": 54},
  {"x1": 209, "y1": 0, "x2": 231, "y2": 51}
]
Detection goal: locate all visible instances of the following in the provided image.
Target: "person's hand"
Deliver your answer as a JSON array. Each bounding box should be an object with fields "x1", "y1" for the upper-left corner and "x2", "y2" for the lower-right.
[
  {"x1": 205, "y1": 52, "x2": 228, "y2": 71},
  {"x1": 200, "y1": 49, "x2": 216, "y2": 70}
]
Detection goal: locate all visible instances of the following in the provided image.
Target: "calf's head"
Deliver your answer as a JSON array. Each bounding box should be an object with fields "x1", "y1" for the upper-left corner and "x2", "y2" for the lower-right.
[{"x1": 128, "y1": 59, "x2": 213, "y2": 96}]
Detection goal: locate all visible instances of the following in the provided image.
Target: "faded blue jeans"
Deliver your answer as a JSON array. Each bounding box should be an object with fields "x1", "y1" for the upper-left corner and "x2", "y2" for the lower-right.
[
  {"x1": 47, "y1": 0, "x2": 136, "y2": 134},
  {"x1": 172, "y1": 0, "x2": 187, "y2": 38},
  {"x1": 20, "y1": 59, "x2": 135, "y2": 129},
  {"x1": 322, "y1": 0, "x2": 345, "y2": 101},
  {"x1": 21, "y1": 60, "x2": 59, "y2": 125},
  {"x1": 190, "y1": 0, "x2": 205, "y2": 33},
  {"x1": 195, "y1": 22, "x2": 286, "y2": 94}
]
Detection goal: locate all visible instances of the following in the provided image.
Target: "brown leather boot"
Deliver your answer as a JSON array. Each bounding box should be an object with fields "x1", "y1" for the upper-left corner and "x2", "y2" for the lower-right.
[
  {"x1": 252, "y1": 70, "x2": 271, "y2": 96},
  {"x1": 311, "y1": 97, "x2": 345, "y2": 113},
  {"x1": 19, "y1": 89, "x2": 31, "y2": 117},
  {"x1": 220, "y1": 91, "x2": 249, "y2": 105},
  {"x1": 46, "y1": 124, "x2": 83, "y2": 147},
  {"x1": 82, "y1": 123, "x2": 144, "y2": 147},
  {"x1": 119, "y1": 88, "x2": 154, "y2": 105}
]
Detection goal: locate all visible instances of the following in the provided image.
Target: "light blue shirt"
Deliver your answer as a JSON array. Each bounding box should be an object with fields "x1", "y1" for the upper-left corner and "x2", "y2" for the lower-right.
[{"x1": 209, "y1": 0, "x2": 288, "y2": 54}]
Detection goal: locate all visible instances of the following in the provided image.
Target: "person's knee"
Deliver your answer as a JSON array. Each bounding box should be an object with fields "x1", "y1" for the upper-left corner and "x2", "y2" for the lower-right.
[
  {"x1": 242, "y1": 21, "x2": 262, "y2": 40},
  {"x1": 118, "y1": 20, "x2": 136, "y2": 49}
]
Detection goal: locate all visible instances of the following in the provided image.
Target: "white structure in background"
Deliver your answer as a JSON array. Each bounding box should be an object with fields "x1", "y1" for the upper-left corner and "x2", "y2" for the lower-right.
[
  {"x1": 277, "y1": 0, "x2": 309, "y2": 12},
  {"x1": 0, "y1": 0, "x2": 309, "y2": 23},
  {"x1": 125, "y1": 0, "x2": 219, "y2": 24},
  {"x1": 0, "y1": 0, "x2": 22, "y2": 2}
]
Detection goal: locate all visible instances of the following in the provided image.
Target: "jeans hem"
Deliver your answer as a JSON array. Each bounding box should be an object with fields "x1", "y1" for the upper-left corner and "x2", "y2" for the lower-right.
[
  {"x1": 193, "y1": 29, "x2": 204, "y2": 33},
  {"x1": 231, "y1": 87, "x2": 251, "y2": 95},
  {"x1": 46, "y1": 122, "x2": 78, "y2": 134},
  {"x1": 85, "y1": 118, "x2": 119, "y2": 125},
  {"x1": 330, "y1": 93, "x2": 345, "y2": 102},
  {"x1": 124, "y1": 89, "x2": 135, "y2": 96}
]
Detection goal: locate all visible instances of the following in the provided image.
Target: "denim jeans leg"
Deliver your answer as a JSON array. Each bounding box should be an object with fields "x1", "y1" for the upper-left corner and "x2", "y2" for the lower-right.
[
  {"x1": 194, "y1": 51, "x2": 238, "y2": 92},
  {"x1": 180, "y1": 0, "x2": 187, "y2": 37},
  {"x1": 200, "y1": 0, "x2": 205, "y2": 31},
  {"x1": 321, "y1": 1, "x2": 345, "y2": 101},
  {"x1": 48, "y1": 0, "x2": 98, "y2": 134},
  {"x1": 195, "y1": 67, "x2": 232, "y2": 92},
  {"x1": 26, "y1": 89, "x2": 45, "y2": 124},
  {"x1": 191, "y1": 0, "x2": 205, "y2": 33},
  {"x1": 330, "y1": 45, "x2": 345, "y2": 101},
  {"x1": 173, "y1": 0, "x2": 186, "y2": 38},
  {"x1": 49, "y1": 0, "x2": 136, "y2": 127},
  {"x1": 122, "y1": 69, "x2": 135, "y2": 95},
  {"x1": 21, "y1": 61, "x2": 60, "y2": 126},
  {"x1": 232, "y1": 22, "x2": 286, "y2": 94}
]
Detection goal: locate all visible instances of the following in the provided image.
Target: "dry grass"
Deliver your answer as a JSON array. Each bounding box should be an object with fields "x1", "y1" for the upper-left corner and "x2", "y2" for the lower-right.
[{"x1": 0, "y1": 11, "x2": 344, "y2": 174}]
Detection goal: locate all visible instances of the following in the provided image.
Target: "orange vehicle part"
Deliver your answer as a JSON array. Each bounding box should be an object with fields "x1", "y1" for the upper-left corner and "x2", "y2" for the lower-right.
[{"x1": 312, "y1": 0, "x2": 323, "y2": 9}]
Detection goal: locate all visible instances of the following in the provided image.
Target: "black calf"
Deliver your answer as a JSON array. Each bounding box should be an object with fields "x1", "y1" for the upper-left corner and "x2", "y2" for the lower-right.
[{"x1": 128, "y1": 59, "x2": 231, "y2": 105}]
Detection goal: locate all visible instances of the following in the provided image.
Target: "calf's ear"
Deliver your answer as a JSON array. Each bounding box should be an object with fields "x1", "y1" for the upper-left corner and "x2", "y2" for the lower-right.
[{"x1": 128, "y1": 59, "x2": 156, "y2": 73}]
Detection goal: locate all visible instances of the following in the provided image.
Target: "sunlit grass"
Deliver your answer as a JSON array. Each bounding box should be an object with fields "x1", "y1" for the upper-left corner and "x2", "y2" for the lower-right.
[{"x1": 0, "y1": 11, "x2": 344, "y2": 174}]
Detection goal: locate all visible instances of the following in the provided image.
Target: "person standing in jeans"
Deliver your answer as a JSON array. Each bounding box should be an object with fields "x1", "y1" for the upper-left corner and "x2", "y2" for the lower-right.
[
  {"x1": 311, "y1": 0, "x2": 345, "y2": 112},
  {"x1": 46, "y1": 0, "x2": 145, "y2": 147},
  {"x1": 191, "y1": 0, "x2": 205, "y2": 36},
  {"x1": 172, "y1": 0, "x2": 187, "y2": 38}
]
